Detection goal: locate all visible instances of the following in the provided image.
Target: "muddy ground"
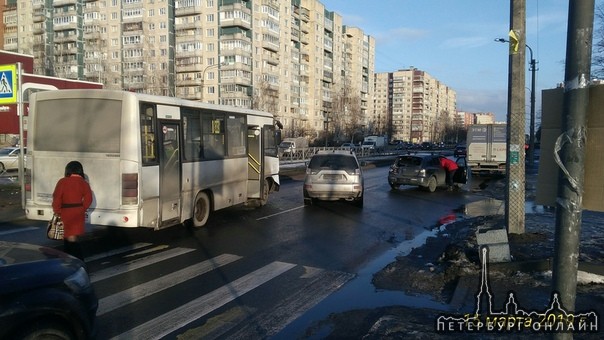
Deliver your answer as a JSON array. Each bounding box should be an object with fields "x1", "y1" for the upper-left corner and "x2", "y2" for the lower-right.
[{"x1": 302, "y1": 174, "x2": 604, "y2": 339}]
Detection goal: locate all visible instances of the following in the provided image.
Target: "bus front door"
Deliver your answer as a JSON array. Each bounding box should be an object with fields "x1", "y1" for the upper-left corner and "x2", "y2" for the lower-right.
[
  {"x1": 247, "y1": 126, "x2": 264, "y2": 204},
  {"x1": 159, "y1": 122, "x2": 181, "y2": 227}
]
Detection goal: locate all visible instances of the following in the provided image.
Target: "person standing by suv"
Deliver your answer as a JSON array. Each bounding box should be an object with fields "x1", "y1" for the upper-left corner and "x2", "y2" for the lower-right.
[{"x1": 438, "y1": 156, "x2": 459, "y2": 191}]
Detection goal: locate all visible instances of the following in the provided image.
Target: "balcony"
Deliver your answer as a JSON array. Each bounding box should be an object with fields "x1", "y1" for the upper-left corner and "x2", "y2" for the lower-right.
[
  {"x1": 175, "y1": 20, "x2": 203, "y2": 31},
  {"x1": 175, "y1": 5, "x2": 203, "y2": 16},
  {"x1": 175, "y1": 49, "x2": 204, "y2": 58},
  {"x1": 53, "y1": 0, "x2": 78, "y2": 7},
  {"x1": 219, "y1": 17, "x2": 251, "y2": 30},
  {"x1": 262, "y1": 40, "x2": 279, "y2": 52}
]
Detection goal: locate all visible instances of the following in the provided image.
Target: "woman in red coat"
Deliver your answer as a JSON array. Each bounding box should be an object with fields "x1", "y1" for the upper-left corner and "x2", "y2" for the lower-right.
[
  {"x1": 438, "y1": 156, "x2": 459, "y2": 191},
  {"x1": 52, "y1": 161, "x2": 93, "y2": 260}
]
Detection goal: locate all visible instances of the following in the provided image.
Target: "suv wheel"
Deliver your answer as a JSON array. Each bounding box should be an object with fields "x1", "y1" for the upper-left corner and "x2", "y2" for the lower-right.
[
  {"x1": 426, "y1": 176, "x2": 437, "y2": 192},
  {"x1": 16, "y1": 320, "x2": 75, "y2": 340}
]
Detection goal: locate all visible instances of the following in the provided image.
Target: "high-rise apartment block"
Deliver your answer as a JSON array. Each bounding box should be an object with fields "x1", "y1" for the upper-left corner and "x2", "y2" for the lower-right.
[
  {"x1": 1, "y1": 0, "x2": 377, "y2": 143},
  {"x1": 373, "y1": 68, "x2": 457, "y2": 143},
  {"x1": 2, "y1": 1, "x2": 460, "y2": 144}
]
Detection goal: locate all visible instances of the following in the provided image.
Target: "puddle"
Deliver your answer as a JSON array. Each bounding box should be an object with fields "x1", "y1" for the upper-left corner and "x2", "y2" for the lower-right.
[{"x1": 276, "y1": 226, "x2": 452, "y2": 338}]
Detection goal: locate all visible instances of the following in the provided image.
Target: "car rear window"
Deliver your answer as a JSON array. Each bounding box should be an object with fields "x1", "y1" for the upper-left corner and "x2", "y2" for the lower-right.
[
  {"x1": 309, "y1": 154, "x2": 358, "y2": 171},
  {"x1": 397, "y1": 156, "x2": 422, "y2": 166}
]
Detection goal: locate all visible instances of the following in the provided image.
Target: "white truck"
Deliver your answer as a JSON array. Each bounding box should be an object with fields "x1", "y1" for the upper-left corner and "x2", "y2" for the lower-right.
[
  {"x1": 466, "y1": 124, "x2": 507, "y2": 175},
  {"x1": 278, "y1": 137, "x2": 308, "y2": 156},
  {"x1": 361, "y1": 135, "x2": 387, "y2": 152}
]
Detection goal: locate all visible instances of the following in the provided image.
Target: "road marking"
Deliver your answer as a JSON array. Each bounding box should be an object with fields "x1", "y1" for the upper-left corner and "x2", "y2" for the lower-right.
[
  {"x1": 229, "y1": 269, "x2": 355, "y2": 338},
  {"x1": 0, "y1": 226, "x2": 38, "y2": 236},
  {"x1": 97, "y1": 253, "x2": 242, "y2": 316},
  {"x1": 257, "y1": 206, "x2": 304, "y2": 220},
  {"x1": 85, "y1": 243, "x2": 152, "y2": 262},
  {"x1": 110, "y1": 261, "x2": 296, "y2": 340},
  {"x1": 90, "y1": 247, "x2": 195, "y2": 283}
]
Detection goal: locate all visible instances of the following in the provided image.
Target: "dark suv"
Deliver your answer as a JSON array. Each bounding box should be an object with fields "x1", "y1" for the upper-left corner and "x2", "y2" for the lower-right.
[
  {"x1": 388, "y1": 154, "x2": 467, "y2": 192},
  {"x1": 0, "y1": 242, "x2": 97, "y2": 340}
]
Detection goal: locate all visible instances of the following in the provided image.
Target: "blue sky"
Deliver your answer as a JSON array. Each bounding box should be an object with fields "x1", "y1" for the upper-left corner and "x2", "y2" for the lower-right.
[{"x1": 320, "y1": 0, "x2": 600, "y2": 123}]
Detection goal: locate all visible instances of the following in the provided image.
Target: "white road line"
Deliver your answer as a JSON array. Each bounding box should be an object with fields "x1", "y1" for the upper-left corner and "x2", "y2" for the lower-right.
[
  {"x1": 90, "y1": 247, "x2": 195, "y2": 283},
  {"x1": 257, "y1": 206, "x2": 304, "y2": 220},
  {"x1": 85, "y1": 243, "x2": 152, "y2": 262},
  {"x1": 110, "y1": 261, "x2": 297, "y2": 340},
  {"x1": 0, "y1": 226, "x2": 38, "y2": 236},
  {"x1": 97, "y1": 253, "x2": 242, "y2": 316}
]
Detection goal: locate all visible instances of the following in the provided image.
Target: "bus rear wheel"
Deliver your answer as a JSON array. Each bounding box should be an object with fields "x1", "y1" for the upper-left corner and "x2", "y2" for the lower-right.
[{"x1": 192, "y1": 191, "x2": 210, "y2": 227}]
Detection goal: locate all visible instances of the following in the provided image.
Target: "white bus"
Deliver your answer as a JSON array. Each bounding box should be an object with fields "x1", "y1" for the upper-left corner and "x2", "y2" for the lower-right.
[{"x1": 25, "y1": 89, "x2": 281, "y2": 229}]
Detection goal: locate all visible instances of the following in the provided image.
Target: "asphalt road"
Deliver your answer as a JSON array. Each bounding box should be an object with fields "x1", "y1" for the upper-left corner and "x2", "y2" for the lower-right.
[{"x1": 0, "y1": 165, "x2": 488, "y2": 339}]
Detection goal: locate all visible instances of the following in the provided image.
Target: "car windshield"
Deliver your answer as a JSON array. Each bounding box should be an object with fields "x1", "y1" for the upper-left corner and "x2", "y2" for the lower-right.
[
  {"x1": 309, "y1": 155, "x2": 358, "y2": 171},
  {"x1": 396, "y1": 156, "x2": 422, "y2": 167},
  {"x1": 0, "y1": 148, "x2": 15, "y2": 156}
]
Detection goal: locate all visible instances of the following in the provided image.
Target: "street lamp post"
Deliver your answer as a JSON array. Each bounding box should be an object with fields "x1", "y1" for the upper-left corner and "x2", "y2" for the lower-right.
[
  {"x1": 200, "y1": 63, "x2": 221, "y2": 102},
  {"x1": 526, "y1": 44, "x2": 537, "y2": 168},
  {"x1": 495, "y1": 38, "x2": 538, "y2": 168}
]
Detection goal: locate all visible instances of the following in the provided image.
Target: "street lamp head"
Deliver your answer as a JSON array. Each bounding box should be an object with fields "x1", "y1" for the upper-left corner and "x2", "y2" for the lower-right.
[{"x1": 494, "y1": 38, "x2": 508, "y2": 43}]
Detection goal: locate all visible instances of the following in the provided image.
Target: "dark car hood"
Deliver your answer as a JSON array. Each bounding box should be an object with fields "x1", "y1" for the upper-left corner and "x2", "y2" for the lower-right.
[{"x1": 0, "y1": 242, "x2": 82, "y2": 293}]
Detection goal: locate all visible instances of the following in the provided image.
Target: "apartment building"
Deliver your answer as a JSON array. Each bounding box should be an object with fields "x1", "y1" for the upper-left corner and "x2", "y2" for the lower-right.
[
  {"x1": 1, "y1": 0, "x2": 374, "y2": 143},
  {"x1": 373, "y1": 68, "x2": 457, "y2": 143}
]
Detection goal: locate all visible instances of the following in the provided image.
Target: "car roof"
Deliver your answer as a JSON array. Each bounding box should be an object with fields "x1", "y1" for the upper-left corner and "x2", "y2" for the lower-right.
[
  {"x1": 397, "y1": 152, "x2": 440, "y2": 159},
  {"x1": 315, "y1": 150, "x2": 356, "y2": 156}
]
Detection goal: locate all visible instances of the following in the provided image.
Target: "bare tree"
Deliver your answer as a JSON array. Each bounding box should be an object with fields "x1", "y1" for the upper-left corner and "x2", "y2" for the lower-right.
[
  {"x1": 331, "y1": 87, "x2": 364, "y2": 142},
  {"x1": 251, "y1": 78, "x2": 279, "y2": 114}
]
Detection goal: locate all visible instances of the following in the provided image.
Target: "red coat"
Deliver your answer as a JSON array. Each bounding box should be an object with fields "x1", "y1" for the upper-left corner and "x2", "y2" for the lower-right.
[
  {"x1": 439, "y1": 157, "x2": 459, "y2": 172},
  {"x1": 52, "y1": 175, "x2": 93, "y2": 237}
]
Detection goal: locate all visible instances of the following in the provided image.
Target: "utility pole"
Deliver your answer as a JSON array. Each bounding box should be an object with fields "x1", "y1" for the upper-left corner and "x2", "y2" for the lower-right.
[
  {"x1": 553, "y1": 2, "x2": 594, "y2": 339},
  {"x1": 527, "y1": 45, "x2": 537, "y2": 168},
  {"x1": 505, "y1": 0, "x2": 526, "y2": 234}
]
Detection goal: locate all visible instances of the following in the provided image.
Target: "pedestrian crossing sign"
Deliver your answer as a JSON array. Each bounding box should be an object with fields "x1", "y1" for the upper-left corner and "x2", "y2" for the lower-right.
[{"x1": 0, "y1": 64, "x2": 17, "y2": 104}]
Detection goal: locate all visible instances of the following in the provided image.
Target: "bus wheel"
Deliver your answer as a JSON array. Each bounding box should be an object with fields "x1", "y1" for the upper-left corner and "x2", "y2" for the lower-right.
[
  {"x1": 193, "y1": 191, "x2": 210, "y2": 227},
  {"x1": 258, "y1": 179, "x2": 270, "y2": 206}
]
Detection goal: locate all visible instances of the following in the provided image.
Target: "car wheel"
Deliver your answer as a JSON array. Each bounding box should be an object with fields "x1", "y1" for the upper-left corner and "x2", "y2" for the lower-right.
[
  {"x1": 353, "y1": 195, "x2": 363, "y2": 208},
  {"x1": 389, "y1": 181, "x2": 399, "y2": 190},
  {"x1": 426, "y1": 176, "x2": 437, "y2": 193},
  {"x1": 0, "y1": 163, "x2": 5, "y2": 172},
  {"x1": 192, "y1": 191, "x2": 211, "y2": 227},
  {"x1": 16, "y1": 320, "x2": 75, "y2": 340}
]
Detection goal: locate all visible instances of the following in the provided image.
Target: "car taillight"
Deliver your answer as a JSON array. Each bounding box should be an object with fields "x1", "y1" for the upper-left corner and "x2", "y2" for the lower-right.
[
  {"x1": 122, "y1": 173, "x2": 138, "y2": 205},
  {"x1": 419, "y1": 169, "x2": 426, "y2": 177}
]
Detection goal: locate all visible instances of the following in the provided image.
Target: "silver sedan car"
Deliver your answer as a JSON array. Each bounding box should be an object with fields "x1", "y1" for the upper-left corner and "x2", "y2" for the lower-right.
[
  {"x1": 0, "y1": 147, "x2": 26, "y2": 172},
  {"x1": 303, "y1": 150, "x2": 364, "y2": 207}
]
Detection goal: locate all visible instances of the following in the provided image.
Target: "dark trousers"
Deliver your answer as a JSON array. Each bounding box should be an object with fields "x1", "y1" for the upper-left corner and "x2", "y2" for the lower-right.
[
  {"x1": 64, "y1": 240, "x2": 84, "y2": 261},
  {"x1": 446, "y1": 169, "x2": 457, "y2": 186}
]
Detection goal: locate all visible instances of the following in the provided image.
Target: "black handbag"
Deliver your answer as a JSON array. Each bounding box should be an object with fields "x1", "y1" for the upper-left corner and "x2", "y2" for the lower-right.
[{"x1": 47, "y1": 215, "x2": 64, "y2": 240}]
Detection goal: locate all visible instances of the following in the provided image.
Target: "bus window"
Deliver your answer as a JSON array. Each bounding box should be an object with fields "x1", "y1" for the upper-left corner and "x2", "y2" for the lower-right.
[
  {"x1": 182, "y1": 109, "x2": 203, "y2": 161},
  {"x1": 226, "y1": 115, "x2": 246, "y2": 156},
  {"x1": 140, "y1": 104, "x2": 157, "y2": 165},
  {"x1": 201, "y1": 111, "x2": 225, "y2": 159}
]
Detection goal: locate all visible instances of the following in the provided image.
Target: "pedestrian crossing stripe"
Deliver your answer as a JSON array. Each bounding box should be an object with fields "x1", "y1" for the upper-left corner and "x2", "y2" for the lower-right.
[{"x1": 0, "y1": 64, "x2": 17, "y2": 104}]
